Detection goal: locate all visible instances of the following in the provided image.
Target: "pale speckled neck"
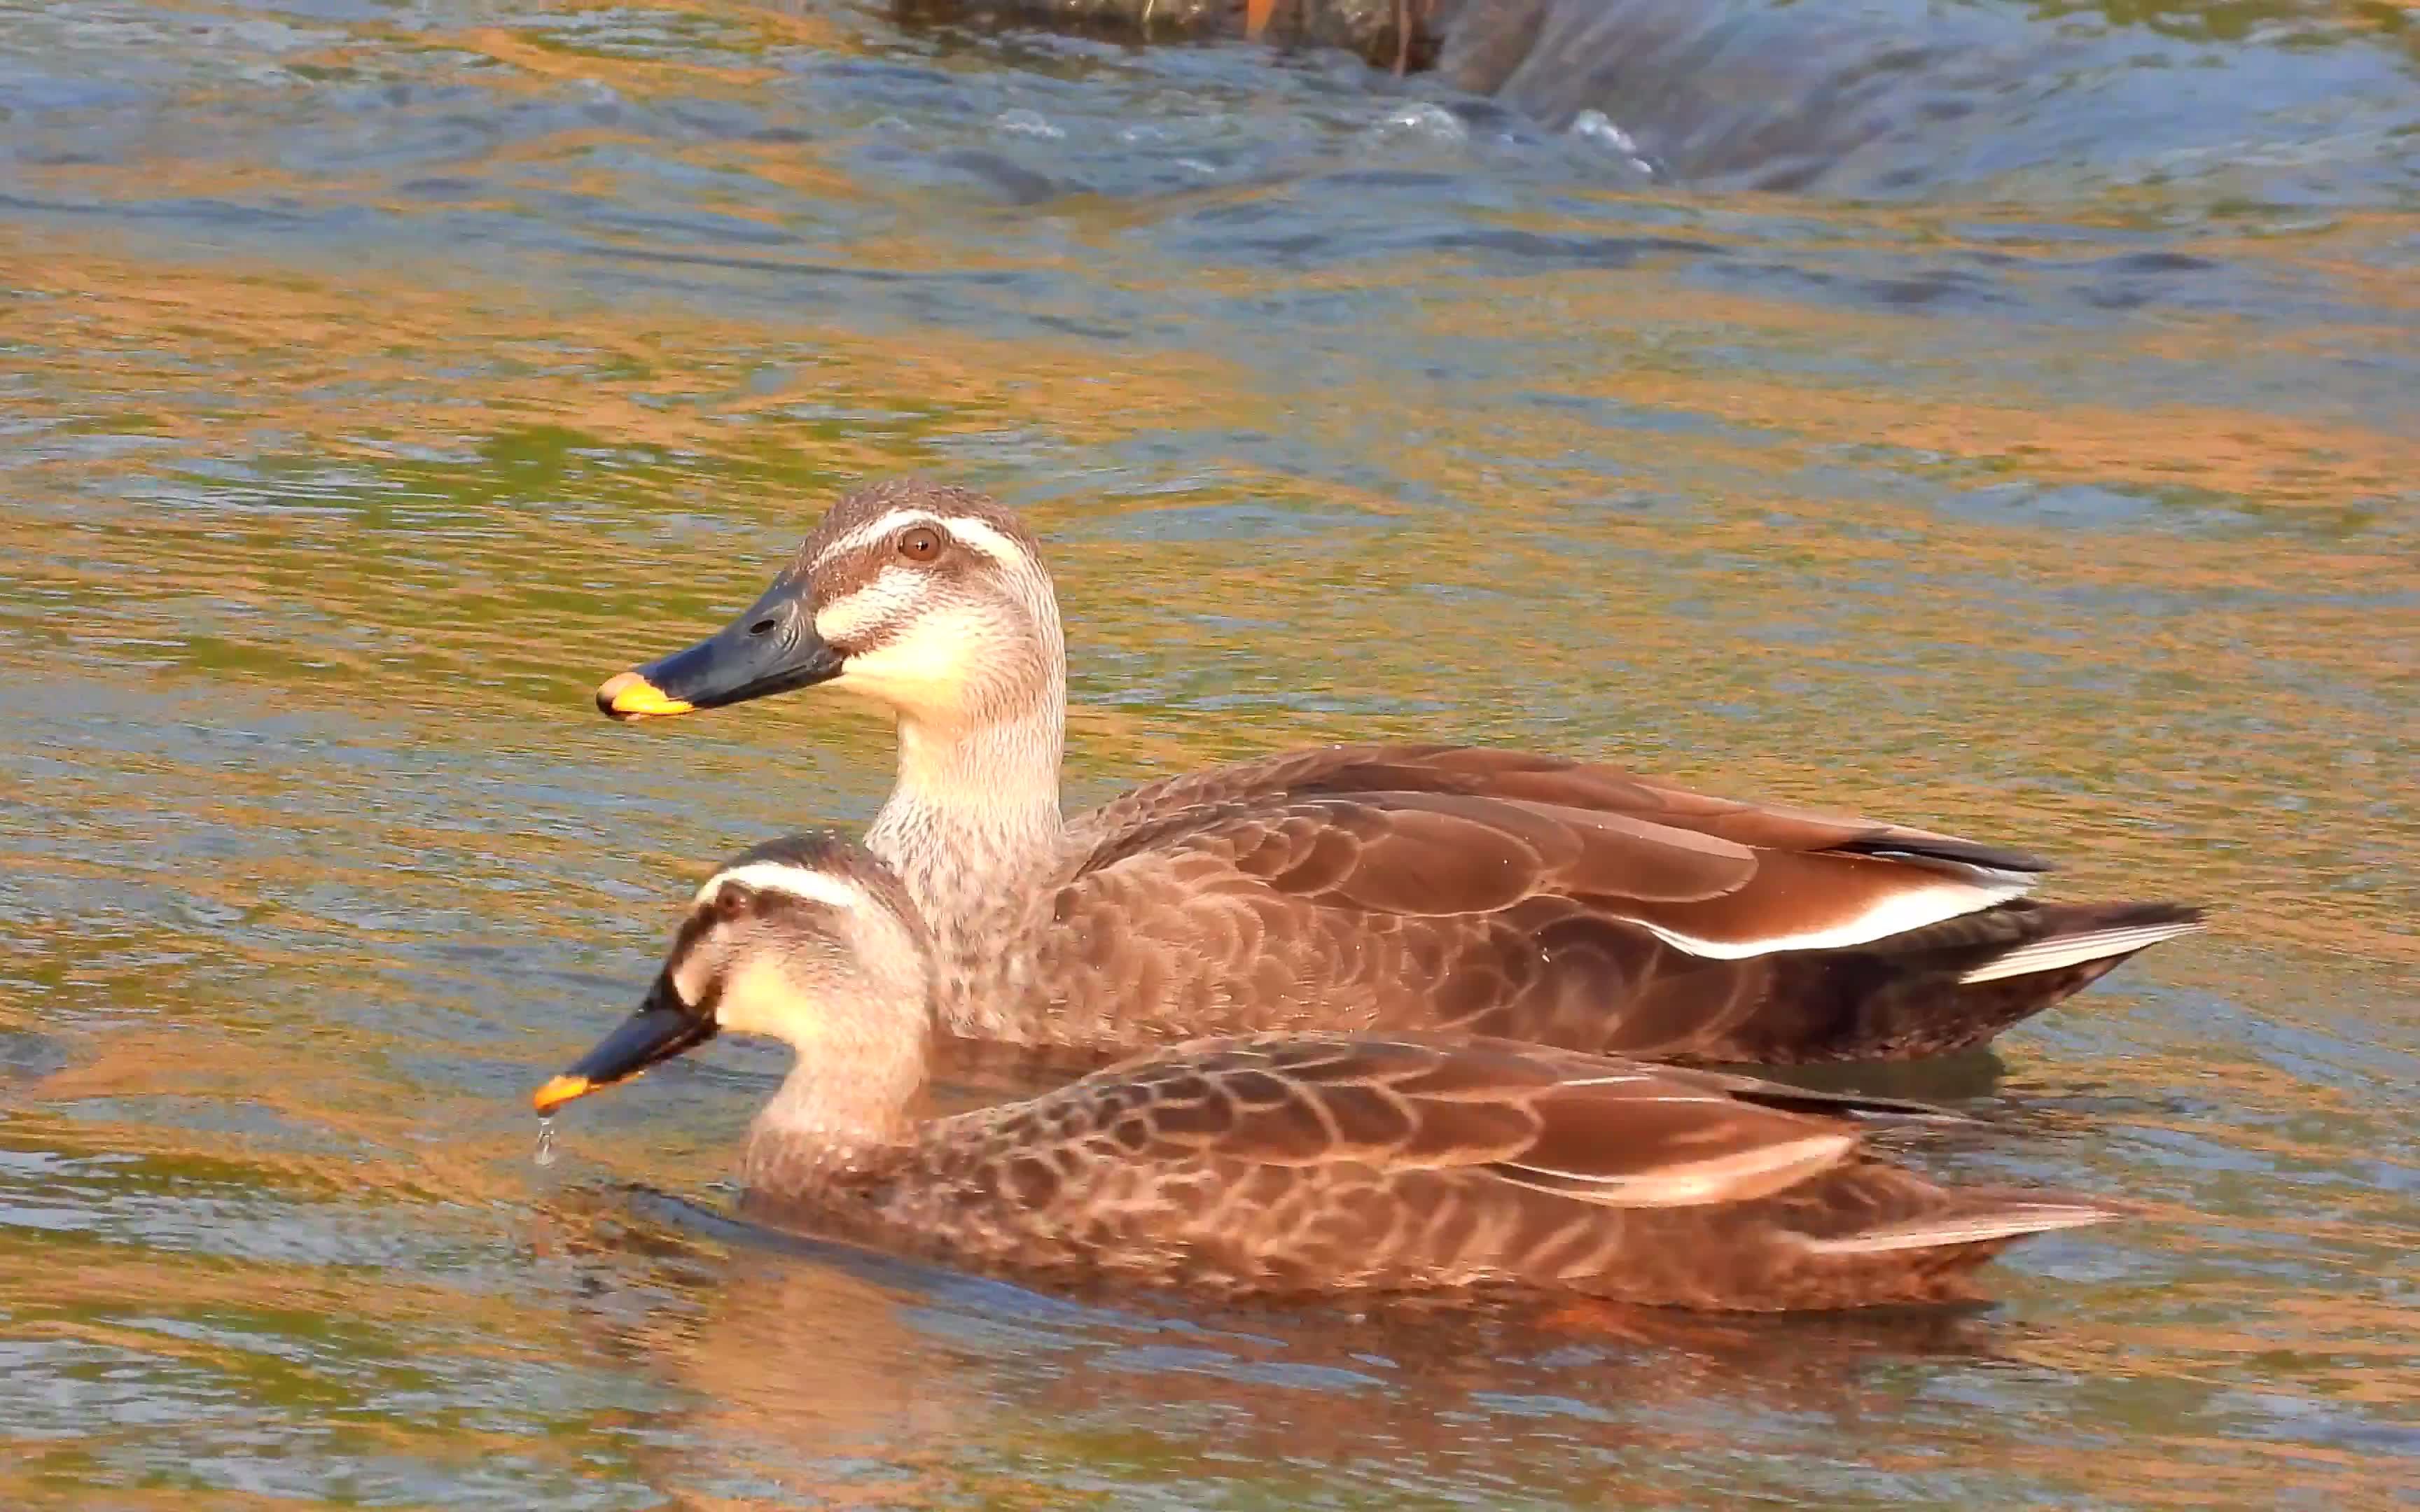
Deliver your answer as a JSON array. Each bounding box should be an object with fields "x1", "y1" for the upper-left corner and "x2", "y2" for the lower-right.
[
  {"x1": 871, "y1": 704, "x2": 1066, "y2": 852},
  {"x1": 863, "y1": 704, "x2": 1069, "y2": 1037},
  {"x1": 740, "y1": 1038, "x2": 925, "y2": 1189}
]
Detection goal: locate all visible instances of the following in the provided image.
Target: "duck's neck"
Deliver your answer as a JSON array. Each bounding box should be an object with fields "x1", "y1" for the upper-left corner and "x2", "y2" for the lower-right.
[
  {"x1": 875, "y1": 701, "x2": 1066, "y2": 841},
  {"x1": 742, "y1": 1033, "x2": 927, "y2": 1189},
  {"x1": 863, "y1": 701, "x2": 1068, "y2": 1033}
]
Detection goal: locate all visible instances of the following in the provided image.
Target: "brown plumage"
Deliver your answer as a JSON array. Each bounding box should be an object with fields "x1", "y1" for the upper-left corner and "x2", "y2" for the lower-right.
[
  {"x1": 593, "y1": 479, "x2": 2202, "y2": 1065},
  {"x1": 534, "y1": 832, "x2": 2121, "y2": 1311}
]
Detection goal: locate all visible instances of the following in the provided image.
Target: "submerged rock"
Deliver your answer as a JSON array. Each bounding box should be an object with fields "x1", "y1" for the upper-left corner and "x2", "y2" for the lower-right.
[
  {"x1": 892, "y1": 0, "x2": 2419, "y2": 199},
  {"x1": 884, "y1": 0, "x2": 2018, "y2": 185},
  {"x1": 894, "y1": 0, "x2": 1436, "y2": 72}
]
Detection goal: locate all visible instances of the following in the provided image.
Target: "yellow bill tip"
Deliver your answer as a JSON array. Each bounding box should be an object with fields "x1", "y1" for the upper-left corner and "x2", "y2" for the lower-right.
[
  {"x1": 532, "y1": 1074, "x2": 594, "y2": 1115},
  {"x1": 596, "y1": 671, "x2": 694, "y2": 720}
]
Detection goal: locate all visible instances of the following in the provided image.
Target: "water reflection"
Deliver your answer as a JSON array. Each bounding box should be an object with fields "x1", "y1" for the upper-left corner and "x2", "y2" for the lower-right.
[
  {"x1": 1, "y1": 0, "x2": 2415, "y2": 1504},
  {"x1": 556, "y1": 1189, "x2": 2049, "y2": 1506}
]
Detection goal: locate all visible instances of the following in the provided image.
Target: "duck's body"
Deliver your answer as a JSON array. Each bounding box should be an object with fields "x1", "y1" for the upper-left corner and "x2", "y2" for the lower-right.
[
  {"x1": 597, "y1": 480, "x2": 2199, "y2": 1065},
  {"x1": 943, "y1": 740, "x2": 2197, "y2": 1065},
  {"x1": 536, "y1": 834, "x2": 2119, "y2": 1311},
  {"x1": 753, "y1": 1032, "x2": 2110, "y2": 1309}
]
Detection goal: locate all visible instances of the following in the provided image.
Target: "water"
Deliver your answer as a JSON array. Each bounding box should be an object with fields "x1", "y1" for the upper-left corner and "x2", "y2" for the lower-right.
[{"x1": 1, "y1": 0, "x2": 2415, "y2": 1505}]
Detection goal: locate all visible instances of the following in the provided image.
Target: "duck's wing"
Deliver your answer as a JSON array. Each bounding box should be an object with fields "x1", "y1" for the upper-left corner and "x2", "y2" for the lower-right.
[
  {"x1": 922, "y1": 1033, "x2": 2114, "y2": 1308},
  {"x1": 1043, "y1": 788, "x2": 2051, "y2": 1061},
  {"x1": 1090, "y1": 1033, "x2": 1879, "y2": 1204},
  {"x1": 1076, "y1": 785, "x2": 2033, "y2": 958},
  {"x1": 1069, "y1": 742, "x2": 2047, "y2": 881},
  {"x1": 1044, "y1": 746, "x2": 2196, "y2": 1063}
]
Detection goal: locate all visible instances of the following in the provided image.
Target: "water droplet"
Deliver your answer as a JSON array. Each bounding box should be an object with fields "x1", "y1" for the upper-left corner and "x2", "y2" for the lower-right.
[{"x1": 534, "y1": 1117, "x2": 557, "y2": 1169}]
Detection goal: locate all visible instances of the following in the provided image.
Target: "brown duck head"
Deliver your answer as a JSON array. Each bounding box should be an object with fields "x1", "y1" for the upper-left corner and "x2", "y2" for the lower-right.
[
  {"x1": 592, "y1": 479, "x2": 1063, "y2": 733},
  {"x1": 534, "y1": 832, "x2": 932, "y2": 1118}
]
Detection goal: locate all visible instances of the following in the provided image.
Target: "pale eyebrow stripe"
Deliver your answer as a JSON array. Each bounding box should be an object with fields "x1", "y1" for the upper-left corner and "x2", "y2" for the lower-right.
[
  {"x1": 939, "y1": 517, "x2": 1027, "y2": 568},
  {"x1": 812, "y1": 510, "x2": 1029, "y2": 570},
  {"x1": 813, "y1": 510, "x2": 930, "y2": 564},
  {"x1": 695, "y1": 862, "x2": 867, "y2": 911}
]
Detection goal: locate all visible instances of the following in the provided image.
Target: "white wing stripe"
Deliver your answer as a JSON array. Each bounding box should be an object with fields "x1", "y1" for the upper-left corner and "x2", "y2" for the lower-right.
[
  {"x1": 1629, "y1": 878, "x2": 2032, "y2": 960},
  {"x1": 1503, "y1": 1133, "x2": 1853, "y2": 1207}
]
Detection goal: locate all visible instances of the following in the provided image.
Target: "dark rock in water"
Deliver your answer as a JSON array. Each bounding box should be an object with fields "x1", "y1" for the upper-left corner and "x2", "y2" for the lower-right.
[
  {"x1": 891, "y1": 0, "x2": 2417, "y2": 199},
  {"x1": 893, "y1": 0, "x2": 1435, "y2": 72},
  {"x1": 885, "y1": 0, "x2": 2029, "y2": 184},
  {"x1": 1256, "y1": 0, "x2": 1438, "y2": 71},
  {"x1": 894, "y1": 0, "x2": 1236, "y2": 38},
  {"x1": 1428, "y1": 0, "x2": 2044, "y2": 190}
]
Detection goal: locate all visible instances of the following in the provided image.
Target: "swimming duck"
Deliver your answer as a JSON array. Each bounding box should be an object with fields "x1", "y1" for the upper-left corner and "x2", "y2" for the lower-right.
[
  {"x1": 533, "y1": 832, "x2": 2118, "y2": 1310},
  {"x1": 593, "y1": 479, "x2": 2200, "y2": 1065}
]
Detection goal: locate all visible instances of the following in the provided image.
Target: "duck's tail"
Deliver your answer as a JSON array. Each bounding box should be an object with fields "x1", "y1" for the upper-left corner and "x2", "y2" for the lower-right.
[
  {"x1": 1955, "y1": 904, "x2": 2205, "y2": 985},
  {"x1": 1799, "y1": 1199, "x2": 2117, "y2": 1256},
  {"x1": 1751, "y1": 899, "x2": 2204, "y2": 1062}
]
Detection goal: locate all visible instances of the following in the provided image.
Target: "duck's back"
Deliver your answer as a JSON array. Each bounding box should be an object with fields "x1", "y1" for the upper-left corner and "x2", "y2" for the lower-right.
[
  {"x1": 854, "y1": 1149, "x2": 2047, "y2": 1310},
  {"x1": 1016, "y1": 744, "x2": 2193, "y2": 1064},
  {"x1": 748, "y1": 1035, "x2": 2113, "y2": 1310}
]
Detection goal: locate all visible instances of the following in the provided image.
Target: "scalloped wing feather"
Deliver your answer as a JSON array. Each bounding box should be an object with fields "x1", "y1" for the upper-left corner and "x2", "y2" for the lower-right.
[
  {"x1": 1022, "y1": 745, "x2": 2171, "y2": 1063},
  {"x1": 1009, "y1": 1035, "x2": 1871, "y2": 1206}
]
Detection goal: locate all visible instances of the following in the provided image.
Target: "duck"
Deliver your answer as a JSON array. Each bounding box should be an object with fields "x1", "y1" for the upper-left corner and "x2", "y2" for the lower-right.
[
  {"x1": 592, "y1": 479, "x2": 2201, "y2": 1065},
  {"x1": 532, "y1": 831, "x2": 2120, "y2": 1311}
]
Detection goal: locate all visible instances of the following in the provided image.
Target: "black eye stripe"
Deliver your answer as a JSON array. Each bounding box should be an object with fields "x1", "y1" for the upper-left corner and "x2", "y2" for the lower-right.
[{"x1": 664, "y1": 907, "x2": 718, "y2": 980}]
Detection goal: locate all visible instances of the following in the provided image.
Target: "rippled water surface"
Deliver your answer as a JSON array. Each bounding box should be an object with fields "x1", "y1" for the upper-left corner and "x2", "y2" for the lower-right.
[{"x1": 4, "y1": 0, "x2": 2417, "y2": 1505}]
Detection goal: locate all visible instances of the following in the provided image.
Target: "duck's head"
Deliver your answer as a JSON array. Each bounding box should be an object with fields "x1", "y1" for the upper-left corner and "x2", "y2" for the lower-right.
[
  {"x1": 594, "y1": 479, "x2": 1064, "y2": 732},
  {"x1": 533, "y1": 832, "x2": 932, "y2": 1116}
]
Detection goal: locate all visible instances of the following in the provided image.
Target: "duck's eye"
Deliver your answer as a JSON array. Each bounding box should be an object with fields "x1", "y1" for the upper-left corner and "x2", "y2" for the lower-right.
[
  {"x1": 896, "y1": 526, "x2": 943, "y2": 562},
  {"x1": 714, "y1": 883, "x2": 756, "y2": 920}
]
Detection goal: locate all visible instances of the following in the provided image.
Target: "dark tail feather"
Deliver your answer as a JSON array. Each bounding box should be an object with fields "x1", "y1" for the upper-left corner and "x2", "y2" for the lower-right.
[{"x1": 1758, "y1": 901, "x2": 2204, "y2": 1062}]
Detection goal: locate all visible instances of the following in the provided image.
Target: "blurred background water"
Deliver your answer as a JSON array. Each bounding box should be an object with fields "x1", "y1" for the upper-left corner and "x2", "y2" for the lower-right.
[{"x1": 1, "y1": 1, "x2": 2415, "y2": 1506}]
